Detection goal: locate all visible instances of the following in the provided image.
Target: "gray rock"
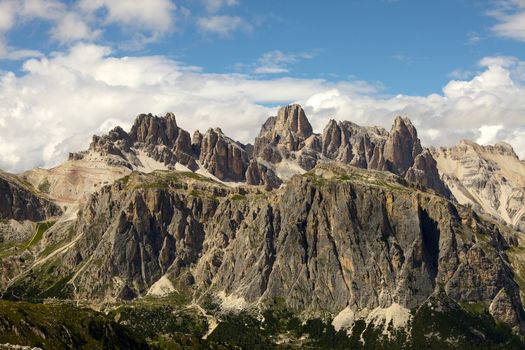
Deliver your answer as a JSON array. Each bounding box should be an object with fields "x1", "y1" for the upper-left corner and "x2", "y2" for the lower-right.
[
  {"x1": 8, "y1": 164, "x2": 523, "y2": 331},
  {"x1": 0, "y1": 172, "x2": 61, "y2": 221}
]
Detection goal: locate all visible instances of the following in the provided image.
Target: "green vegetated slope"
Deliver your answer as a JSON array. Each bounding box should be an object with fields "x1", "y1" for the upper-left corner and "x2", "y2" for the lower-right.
[
  {"x1": 0, "y1": 300, "x2": 147, "y2": 350},
  {"x1": 21, "y1": 291, "x2": 514, "y2": 350}
]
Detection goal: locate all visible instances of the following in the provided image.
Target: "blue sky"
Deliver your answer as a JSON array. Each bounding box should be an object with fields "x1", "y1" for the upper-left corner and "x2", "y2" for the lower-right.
[
  {"x1": 0, "y1": 0, "x2": 525, "y2": 171},
  {"x1": 3, "y1": 0, "x2": 522, "y2": 94}
]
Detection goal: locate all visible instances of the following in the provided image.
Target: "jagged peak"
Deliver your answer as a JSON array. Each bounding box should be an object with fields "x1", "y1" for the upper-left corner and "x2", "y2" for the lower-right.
[
  {"x1": 275, "y1": 104, "x2": 313, "y2": 138},
  {"x1": 128, "y1": 112, "x2": 181, "y2": 147},
  {"x1": 391, "y1": 116, "x2": 417, "y2": 133},
  {"x1": 324, "y1": 119, "x2": 338, "y2": 129}
]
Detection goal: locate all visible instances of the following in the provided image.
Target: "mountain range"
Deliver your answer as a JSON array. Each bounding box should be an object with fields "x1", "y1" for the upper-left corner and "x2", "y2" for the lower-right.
[{"x1": 1, "y1": 105, "x2": 525, "y2": 349}]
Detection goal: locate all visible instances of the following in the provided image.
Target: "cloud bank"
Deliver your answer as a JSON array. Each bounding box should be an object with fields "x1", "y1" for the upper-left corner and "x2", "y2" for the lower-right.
[{"x1": 0, "y1": 44, "x2": 524, "y2": 173}]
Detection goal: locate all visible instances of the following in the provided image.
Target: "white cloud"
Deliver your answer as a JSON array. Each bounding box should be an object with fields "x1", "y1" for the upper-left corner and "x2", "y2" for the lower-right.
[
  {"x1": 1, "y1": 47, "x2": 525, "y2": 173},
  {"x1": 467, "y1": 31, "x2": 481, "y2": 45},
  {"x1": 0, "y1": 0, "x2": 176, "y2": 50},
  {"x1": 254, "y1": 50, "x2": 315, "y2": 75},
  {"x1": 0, "y1": 37, "x2": 42, "y2": 60},
  {"x1": 78, "y1": 0, "x2": 176, "y2": 34},
  {"x1": 197, "y1": 15, "x2": 251, "y2": 36},
  {"x1": 479, "y1": 55, "x2": 518, "y2": 67},
  {"x1": 0, "y1": 0, "x2": 96, "y2": 48},
  {"x1": 0, "y1": 1, "x2": 17, "y2": 32},
  {"x1": 476, "y1": 125, "x2": 504, "y2": 145},
  {"x1": 20, "y1": 0, "x2": 65, "y2": 20},
  {"x1": 51, "y1": 12, "x2": 101, "y2": 43},
  {"x1": 490, "y1": 1, "x2": 525, "y2": 41},
  {"x1": 202, "y1": 0, "x2": 238, "y2": 12}
]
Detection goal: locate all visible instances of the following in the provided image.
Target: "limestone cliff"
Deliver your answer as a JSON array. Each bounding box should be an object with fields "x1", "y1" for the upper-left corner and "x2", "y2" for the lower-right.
[
  {"x1": 0, "y1": 171, "x2": 61, "y2": 221},
  {"x1": 5, "y1": 164, "x2": 524, "y2": 332}
]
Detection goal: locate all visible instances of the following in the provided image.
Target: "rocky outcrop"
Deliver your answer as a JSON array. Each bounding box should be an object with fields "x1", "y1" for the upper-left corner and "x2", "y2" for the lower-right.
[
  {"x1": 67, "y1": 113, "x2": 280, "y2": 190},
  {"x1": 64, "y1": 105, "x2": 454, "y2": 196},
  {"x1": 196, "y1": 128, "x2": 280, "y2": 189},
  {"x1": 7, "y1": 164, "x2": 524, "y2": 331},
  {"x1": 198, "y1": 128, "x2": 250, "y2": 182},
  {"x1": 254, "y1": 104, "x2": 313, "y2": 156},
  {"x1": 384, "y1": 116, "x2": 423, "y2": 175},
  {"x1": 406, "y1": 149, "x2": 451, "y2": 196},
  {"x1": 70, "y1": 113, "x2": 198, "y2": 171},
  {"x1": 0, "y1": 172, "x2": 61, "y2": 221},
  {"x1": 432, "y1": 140, "x2": 525, "y2": 230},
  {"x1": 256, "y1": 107, "x2": 449, "y2": 196},
  {"x1": 128, "y1": 112, "x2": 179, "y2": 147},
  {"x1": 245, "y1": 161, "x2": 282, "y2": 190},
  {"x1": 489, "y1": 288, "x2": 522, "y2": 327},
  {"x1": 321, "y1": 120, "x2": 389, "y2": 169},
  {"x1": 254, "y1": 104, "x2": 319, "y2": 168}
]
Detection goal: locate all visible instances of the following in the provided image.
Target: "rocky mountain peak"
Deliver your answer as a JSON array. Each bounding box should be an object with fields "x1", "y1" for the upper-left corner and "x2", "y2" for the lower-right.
[
  {"x1": 198, "y1": 127, "x2": 250, "y2": 182},
  {"x1": 128, "y1": 112, "x2": 180, "y2": 148},
  {"x1": 251, "y1": 106, "x2": 451, "y2": 196},
  {"x1": 254, "y1": 104, "x2": 314, "y2": 158},
  {"x1": 275, "y1": 104, "x2": 313, "y2": 139},
  {"x1": 385, "y1": 116, "x2": 423, "y2": 175}
]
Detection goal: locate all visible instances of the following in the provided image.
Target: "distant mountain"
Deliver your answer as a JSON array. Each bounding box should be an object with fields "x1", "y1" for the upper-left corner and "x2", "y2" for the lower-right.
[
  {"x1": 432, "y1": 140, "x2": 525, "y2": 231},
  {"x1": 1, "y1": 105, "x2": 525, "y2": 349}
]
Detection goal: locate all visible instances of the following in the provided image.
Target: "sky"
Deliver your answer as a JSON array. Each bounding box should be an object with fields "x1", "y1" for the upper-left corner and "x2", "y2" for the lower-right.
[{"x1": 0, "y1": 0, "x2": 525, "y2": 172}]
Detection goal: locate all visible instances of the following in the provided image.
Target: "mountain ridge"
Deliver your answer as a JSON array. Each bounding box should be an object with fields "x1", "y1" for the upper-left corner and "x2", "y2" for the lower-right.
[
  {"x1": 25, "y1": 103, "x2": 523, "y2": 229},
  {"x1": 1, "y1": 105, "x2": 525, "y2": 348}
]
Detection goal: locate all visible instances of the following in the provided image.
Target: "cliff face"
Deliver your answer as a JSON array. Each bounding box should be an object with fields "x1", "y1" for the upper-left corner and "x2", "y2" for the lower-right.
[
  {"x1": 6, "y1": 164, "x2": 524, "y2": 331},
  {"x1": 432, "y1": 140, "x2": 525, "y2": 231},
  {"x1": 0, "y1": 172, "x2": 61, "y2": 221}
]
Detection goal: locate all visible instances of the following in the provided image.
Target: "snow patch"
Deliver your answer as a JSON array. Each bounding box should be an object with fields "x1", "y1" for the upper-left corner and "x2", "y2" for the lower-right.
[
  {"x1": 366, "y1": 303, "x2": 411, "y2": 337},
  {"x1": 332, "y1": 307, "x2": 355, "y2": 332},
  {"x1": 147, "y1": 275, "x2": 175, "y2": 296},
  {"x1": 217, "y1": 291, "x2": 247, "y2": 311}
]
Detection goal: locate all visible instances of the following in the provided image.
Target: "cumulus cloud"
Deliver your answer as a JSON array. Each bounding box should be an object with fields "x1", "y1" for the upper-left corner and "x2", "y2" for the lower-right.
[
  {"x1": 197, "y1": 15, "x2": 251, "y2": 36},
  {"x1": 0, "y1": 0, "x2": 96, "y2": 46},
  {"x1": 0, "y1": 0, "x2": 59, "y2": 58},
  {"x1": 476, "y1": 125, "x2": 505, "y2": 145},
  {"x1": 0, "y1": 46, "x2": 525, "y2": 173},
  {"x1": 0, "y1": 0, "x2": 176, "y2": 49}
]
